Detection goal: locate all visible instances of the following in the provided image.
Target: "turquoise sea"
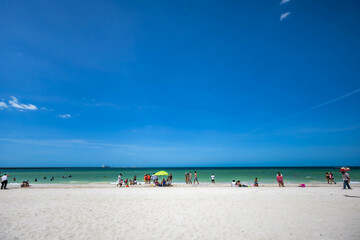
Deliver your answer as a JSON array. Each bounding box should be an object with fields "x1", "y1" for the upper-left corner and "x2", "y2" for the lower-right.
[{"x1": 1, "y1": 167, "x2": 359, "y2": 185}]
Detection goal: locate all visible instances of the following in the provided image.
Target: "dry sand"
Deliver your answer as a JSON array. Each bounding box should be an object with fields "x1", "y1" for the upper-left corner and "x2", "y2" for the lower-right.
[{"x1": 0, "y1": 185, "x2": 359, "y2": 240}]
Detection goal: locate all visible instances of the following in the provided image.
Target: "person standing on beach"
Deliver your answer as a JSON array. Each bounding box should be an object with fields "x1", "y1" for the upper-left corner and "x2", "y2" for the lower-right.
[
  {"x1": 254, "y1": 177, "x2": 259, "y2": 187},
  {"x1": 189, "y1": 172, "x2": 192, "y2": 184},
  {"x1": 325, "y1": 172, "x2": 330, "y2": 184},
  {"x1": 185, "y1": 172, "x2": 188, "y2": 184},
  {"x1": 194, "y1": 171, "x2": 199, "y2": 184},
  {"x1": 211, "y1": 174, "x2": 215, "y2": 183},
  {"x1": 341, "y1": 170, "x2": 351, "y2": 189},
  {"x1": 1, "y1": 174, "x2": 9, "y2": 189},
  {"x1": 117, "y1": 173, "x2": 122, "y2": 187},
  {"x1": 276, "y1": 172, "x2": 284, "y2": 187}
]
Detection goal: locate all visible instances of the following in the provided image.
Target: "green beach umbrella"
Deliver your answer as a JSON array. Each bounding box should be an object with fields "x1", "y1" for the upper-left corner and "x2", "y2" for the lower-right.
[{"x1": 154, "y1": 171, "x2": 168, "y2": 176}]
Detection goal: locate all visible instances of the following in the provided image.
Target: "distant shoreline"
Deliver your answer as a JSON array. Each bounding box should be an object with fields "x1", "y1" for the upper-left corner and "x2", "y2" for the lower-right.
[{"x1": 1, "y1": 166, "x2": 359, "y2": 169}]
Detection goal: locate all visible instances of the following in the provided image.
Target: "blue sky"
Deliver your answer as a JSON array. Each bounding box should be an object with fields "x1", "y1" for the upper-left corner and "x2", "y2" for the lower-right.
[{"x1": 1, "y1": 0, "x2": 360, "y2": 167}]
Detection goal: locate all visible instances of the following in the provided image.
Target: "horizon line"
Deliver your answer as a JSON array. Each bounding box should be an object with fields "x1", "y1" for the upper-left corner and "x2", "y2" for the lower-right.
[{"x1": 1, "y1": 165, "x2": 358, "y2": 169}]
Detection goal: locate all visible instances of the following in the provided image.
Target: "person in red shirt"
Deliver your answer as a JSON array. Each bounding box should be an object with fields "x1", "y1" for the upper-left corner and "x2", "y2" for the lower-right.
[{"x1": 276, "y1": 172, "x2": 284, "y2": 187}]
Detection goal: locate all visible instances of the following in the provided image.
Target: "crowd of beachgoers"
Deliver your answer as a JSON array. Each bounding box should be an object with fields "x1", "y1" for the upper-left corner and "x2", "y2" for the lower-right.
[
  {"x1": 0, "y1": 167, "x2": 353, "y2": 189},
  {"x1": 116, "y1": 172, "x2": 174, "y2": 187},
  {"x1": 111, "y1": 168, "x2": 353, "y2": 189}
]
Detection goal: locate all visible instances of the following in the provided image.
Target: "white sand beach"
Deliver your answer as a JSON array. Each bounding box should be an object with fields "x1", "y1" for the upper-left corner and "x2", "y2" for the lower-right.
[{"x1": 1, "y1": 185, "x2": 359, "y2": 240}]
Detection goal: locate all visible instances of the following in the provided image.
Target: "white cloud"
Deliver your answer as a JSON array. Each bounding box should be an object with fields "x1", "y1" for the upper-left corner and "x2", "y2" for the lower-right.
[
  {"x1": 280, "y1": 12, "x2": 291, "y2": 21},
  {"x1": 40, "y1": 107, "x2": 49, "y2": 111},
  {"x1": 280, "y1": 0, "x2": 290, "y2": 5},
  {"x1": 8, "y1": 96, "x2": 38, "y2": 110},
  {"x1": 58, "y1": 114, "x2": 71, "y2": 119},
  {"x1": 0, "y1": 101, "x2": 8, "y2": 109}
]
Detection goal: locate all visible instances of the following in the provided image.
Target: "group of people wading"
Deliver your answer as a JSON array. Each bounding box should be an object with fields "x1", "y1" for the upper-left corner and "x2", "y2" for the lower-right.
[{"x1": 184, "y1": 171, "x2": 199, "y2": 184}]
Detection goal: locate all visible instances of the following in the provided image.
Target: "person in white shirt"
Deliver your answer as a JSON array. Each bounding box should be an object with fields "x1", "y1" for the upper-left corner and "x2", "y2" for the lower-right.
[
  {"x1": 117, "y1": 174, "x2": 122, "y2": 187},
  {"x1": 152, "y1": 173, "x2": 157, "y2": 184},
  {"x1": 341, "y1": 170, "x2": 351, "y2": 189},
  {"x1": 231, "y1": 180, "x2": 236, "y2": 187},
  {"x1": 1, "y1": 174, "x2": 9, "y2": 189},
  {"x1": 211, "y1": 174, "x2": 215, "y2": 183}
]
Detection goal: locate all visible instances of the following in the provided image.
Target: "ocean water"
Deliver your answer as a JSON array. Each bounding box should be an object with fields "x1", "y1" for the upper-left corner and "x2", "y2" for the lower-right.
[{"x1": 1, "y1": 167, "x2": 359, "y2": 185}]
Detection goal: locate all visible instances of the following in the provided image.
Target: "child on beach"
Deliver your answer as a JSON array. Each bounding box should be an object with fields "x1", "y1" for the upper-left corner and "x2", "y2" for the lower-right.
[
  {"x1": 254, "y1": 177, "x2": 259, "y2": 187},
  {"x1": 236, "y1": 180, "x2": 248, "y2": 187}
]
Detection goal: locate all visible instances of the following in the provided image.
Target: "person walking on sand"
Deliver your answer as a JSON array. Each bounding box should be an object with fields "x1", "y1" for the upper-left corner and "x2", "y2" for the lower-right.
[
  {"x1": 1, "y1": 174, "x2": 9, "y2": 189},
  {"x1": 194, "y1": 171, "x2": 199, "y2": 184},
  {"x1": 189, "y1": 172, "x2": 192, "y2": 184},
  {"x1": 185, "y1": 172, "x2": 188, "y2": 184},
  {"x1": 329, "y1": 172, "x2": 336, "y2": 184},
  {"x1": 276, "y1": 172, "x2": 284, "y2": 187},
  {"x1": 341, "y1": 169, "x2": 351, "y2": 189},
  {"x1": 211, "y1": 174, "x2": 215, "y2": 183}
]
